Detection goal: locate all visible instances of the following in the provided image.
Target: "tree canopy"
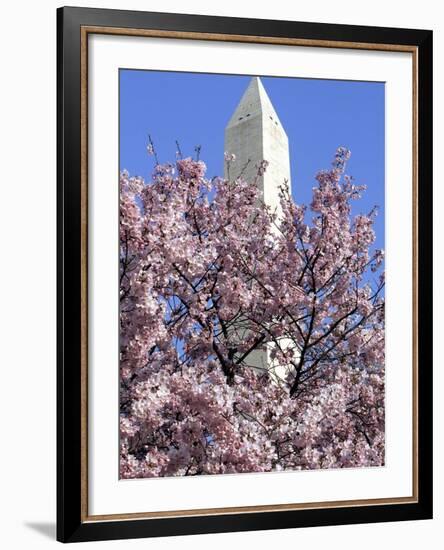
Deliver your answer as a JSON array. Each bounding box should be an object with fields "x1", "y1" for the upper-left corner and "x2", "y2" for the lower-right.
[{"x1": 119, "y1": 148, "x2": 385, "y2": 478}]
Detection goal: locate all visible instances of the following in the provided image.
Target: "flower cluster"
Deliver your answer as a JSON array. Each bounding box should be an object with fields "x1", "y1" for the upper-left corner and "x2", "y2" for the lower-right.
[{"x1": 119, "y1": 149, "x2": 385, "y2": 478}]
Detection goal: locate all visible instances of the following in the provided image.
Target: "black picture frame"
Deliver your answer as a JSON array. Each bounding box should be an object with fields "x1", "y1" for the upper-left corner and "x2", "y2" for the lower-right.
[{"x1": 57, "y1": 6, "x2": 433, "y2": 543}]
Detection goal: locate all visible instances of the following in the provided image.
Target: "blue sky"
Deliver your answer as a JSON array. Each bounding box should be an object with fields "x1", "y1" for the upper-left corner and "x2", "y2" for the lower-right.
[{"x1": 120, "y1": 70, "x2": 385, "y2": 252}]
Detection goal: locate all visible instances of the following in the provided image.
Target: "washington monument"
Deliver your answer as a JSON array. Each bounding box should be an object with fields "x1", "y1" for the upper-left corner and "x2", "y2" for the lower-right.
[
  {"x1": 224, "y1": 76, "x2": 291, "y2": 215},
  {"x1": 224, "y1": 76, "x2": 295, "y2": 380}
]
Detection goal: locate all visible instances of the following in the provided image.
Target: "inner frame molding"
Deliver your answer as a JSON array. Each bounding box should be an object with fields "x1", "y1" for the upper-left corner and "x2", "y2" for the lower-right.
[{"x1": 80, "y1": 25, "x2": 418, "y2": 524}]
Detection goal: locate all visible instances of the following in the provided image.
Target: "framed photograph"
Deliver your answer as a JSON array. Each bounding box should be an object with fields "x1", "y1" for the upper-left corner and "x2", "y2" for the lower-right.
[{"x1": 57, "y1": 6, "x2": 433, "y2": 543}]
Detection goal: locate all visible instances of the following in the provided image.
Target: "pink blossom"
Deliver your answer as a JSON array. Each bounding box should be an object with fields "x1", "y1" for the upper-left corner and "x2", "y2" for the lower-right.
[{"x1": 119, "y1": 148, "x2": 385, "y2": 478}]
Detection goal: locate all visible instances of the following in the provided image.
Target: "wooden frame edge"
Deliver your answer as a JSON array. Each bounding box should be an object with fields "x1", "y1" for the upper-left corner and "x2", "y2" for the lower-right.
[
  {"x1": 82, "y1": 25, "x2": 418, "y2": 53},
  {"x1": 84, "y1": 496, "x2": 418, "y2": 523},
  {"x1": 80, "y1": 25, "x2": 89, "y2": 523}
]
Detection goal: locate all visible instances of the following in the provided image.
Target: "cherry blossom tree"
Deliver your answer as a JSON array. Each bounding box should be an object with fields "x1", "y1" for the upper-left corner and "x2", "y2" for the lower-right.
[{"x1": 119, "y1": 147, "x2": 385, "y2": 478}]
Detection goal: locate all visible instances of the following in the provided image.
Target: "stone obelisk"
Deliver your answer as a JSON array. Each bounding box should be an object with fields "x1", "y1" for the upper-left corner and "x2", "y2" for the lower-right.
[
  {"x1": 224, "y1": 76, "x2": 295, "y2": 380},
  {"x1": 224, "y1": 76, "x2": 291, "y2": 215}
]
